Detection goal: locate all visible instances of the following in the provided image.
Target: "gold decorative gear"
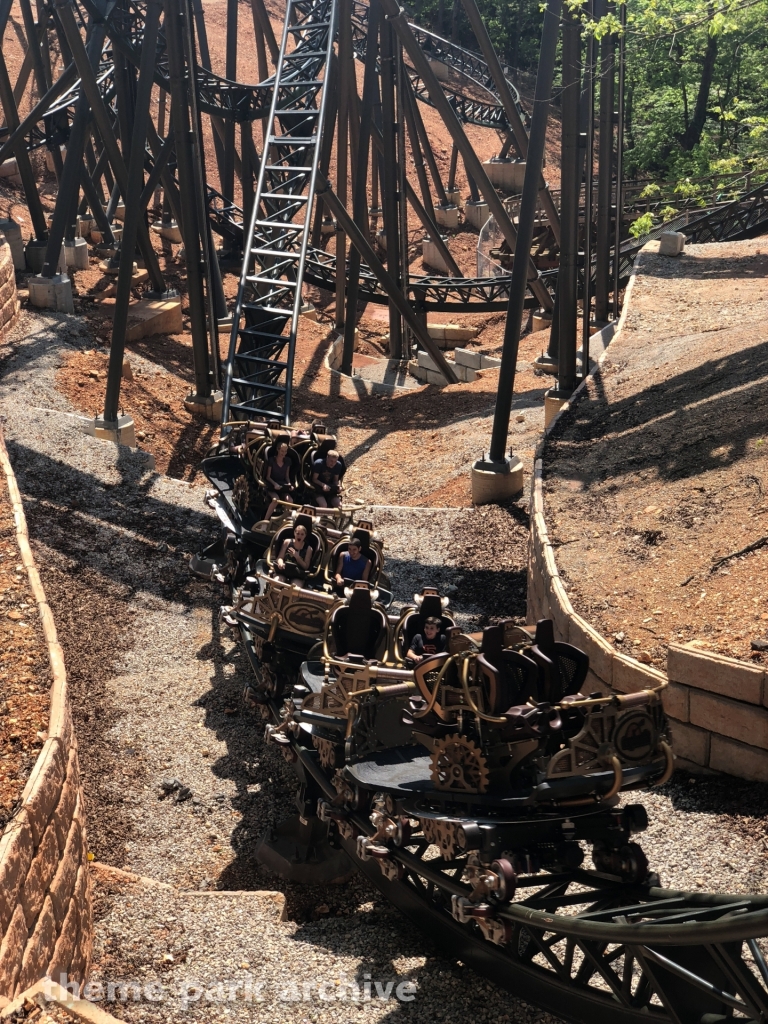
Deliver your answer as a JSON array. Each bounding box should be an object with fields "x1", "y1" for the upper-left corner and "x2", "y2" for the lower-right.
[
  {"x1": 430, "y1": 735, "x2": 490, "y2": 795},
  {"x1": 313, "y1": 735, "x2": 340, "y2": 769},
  {"x1": 420, "y1": 817, "x2": 463, "y2": 860},
  {"x1": 233, "y1": 474, "x2": 251, "y2": 514}
]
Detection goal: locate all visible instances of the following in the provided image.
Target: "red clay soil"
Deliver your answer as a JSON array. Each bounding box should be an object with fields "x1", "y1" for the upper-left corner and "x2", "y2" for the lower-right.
[
  {"x1": 0, "y1": 456, "x2": 52, "y2": 833},
  {"x1": 544, "y1": 239, "x2": 768, "y2": 668}
]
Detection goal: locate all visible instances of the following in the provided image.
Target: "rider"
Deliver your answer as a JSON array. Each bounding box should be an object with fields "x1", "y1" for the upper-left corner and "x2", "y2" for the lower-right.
[
  {"x1": 333, "y1": 538, "x2": 371, "y2": 590},
  {"x1": 407, "y1": 617, "x2": 447, "y2": 664},
  {"x1": 264, "y1": 441, "x2": 295, "y2": 519},
  {"x1": 274, "y1": 523, "x2": 314, "y2": 577},
  {"x1": 312, "y1": 449, "x2": 343, "y2": 509}
]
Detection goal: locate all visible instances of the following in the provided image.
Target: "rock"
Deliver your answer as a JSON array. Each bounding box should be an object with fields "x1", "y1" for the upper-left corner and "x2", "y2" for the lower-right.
[
  {"x1": 159, "y1": 777, "x2": 181, "y2": 794},
  {"x1": 750, "y1": 639, "x2": 768, "y2": 651},
  {"x1": 174, "y1": 786, "x2": 192, "y2": 803}
]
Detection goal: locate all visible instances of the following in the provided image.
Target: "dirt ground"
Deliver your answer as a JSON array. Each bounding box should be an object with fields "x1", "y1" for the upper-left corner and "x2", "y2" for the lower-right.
[
  {"x1": 0, "y1": 453, "x2": 51, "y2": 834},
  {"x1": 544, "y1": 238, "x2": 768, "y2": 668}
]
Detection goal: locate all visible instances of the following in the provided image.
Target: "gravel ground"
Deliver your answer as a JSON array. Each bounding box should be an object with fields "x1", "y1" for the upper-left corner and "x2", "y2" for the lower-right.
[{"x1": 2, "y1": 308, "x2": 767, "y2": 1024}]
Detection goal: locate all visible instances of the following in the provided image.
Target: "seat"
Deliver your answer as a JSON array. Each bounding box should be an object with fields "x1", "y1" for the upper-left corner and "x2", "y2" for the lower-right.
[
  {"x1": 329, "y1": 583, "x2": 388, "y2": 660},
  {"x1": 266, "y1": 512, "x2": 323, "y2": 579},
  {"x1": 398, "y1": 588, "x2": 455, "y2": 660},
  {"x1": 325, "y1": 527, "x2": 380, "y2": 587},
  {"x1": 527, "y1": 618, "x2": 589, "y2": 704},
  {"x1": 261, "y1": 436, "x2": 302, "y2": 499},
  {"x1": 474, "y1": 621, "x2": 540, "y2": 712},
  {"x1": 304, "y1": 439, "x2": 347, "y2": 497}
]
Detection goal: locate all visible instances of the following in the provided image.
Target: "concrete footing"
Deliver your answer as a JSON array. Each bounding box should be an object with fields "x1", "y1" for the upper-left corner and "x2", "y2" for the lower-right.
[
  {"x1": 483, "y1": 158, "x2": 526, "y2": 192},
  {"x1": 464, "y1": 200, "x2": 490, "y2": 231},
  {"x1": 422, "y1": 236, "x2": 450, "y2": 273},
  {"x1": 184, "y1": 390, "x2": 223, "y2": 421},
  {"x1": 471, "y1": 454, "x2": 524, "y2": 504},
  {"x1": 445, "y1": 188, "x2": 462, "y2": 207},
  {"x1": 28, "y1": 273, "x2": 74, "y2": 313},
  {"x1": 544, "y1": 387, "x2": 572, "y2": 428},
  {"x1": 25, "y1": 238, "x2": 66, "y2": 274},
  {"x1": 64, "y1": 237, "x2": 89, "y2": 270},
  {"x1": 151, "y1": 220, "x2": 183, "y2": 243},
  {"x1": 87, "y1": 414, "x2": 137, "y2": 447},
  {"x1": 532, "y1": 309, "x2": 553, "y2": 333},
  {"x1": 435, "y1": 204, "x2": 460, "y2": 229},
  {"x1": 659, "y1": 231, "x2": 686, "y2": 256}
]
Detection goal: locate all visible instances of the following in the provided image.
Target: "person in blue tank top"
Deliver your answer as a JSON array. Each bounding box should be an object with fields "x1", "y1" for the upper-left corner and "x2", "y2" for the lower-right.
[{"x1": 333, "y1": 538, "x2": 371, "y2": 590}]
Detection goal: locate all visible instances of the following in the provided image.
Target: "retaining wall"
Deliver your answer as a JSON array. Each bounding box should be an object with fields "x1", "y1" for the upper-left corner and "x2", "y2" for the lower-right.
[
  {"x1": 0, "y1": 235, "x2": 19, "y2": 336},
  {"x1": 527, "y1": 242, "x2": 768, "y2": 783},
  {"x1": 0, "y1": 430, "x2": 92, "y2": 1001}
]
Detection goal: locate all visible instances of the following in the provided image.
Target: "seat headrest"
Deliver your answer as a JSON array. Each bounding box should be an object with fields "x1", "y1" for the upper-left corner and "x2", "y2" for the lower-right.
[
  {"x1": 352, "y1": 529, "x2": 370, "y2": 551},
  {"x1": 480, "y1": 624, "x2": 505, "y2": 671},
  {"x1": 348, "y1": 582, "x2": 372, "y2": 611},
  {"x1": 294, "y1": 513, "x2": 314, "y2": 534},
  {"x1": 420, "y1": 594, "x2": 443, "y2": 619},
  {"x1": 534, "y1": 618, "x2": 557, "y2": 660},
  {"x1": 315, "y1": 438, "x2": 337, "y2": 460}
]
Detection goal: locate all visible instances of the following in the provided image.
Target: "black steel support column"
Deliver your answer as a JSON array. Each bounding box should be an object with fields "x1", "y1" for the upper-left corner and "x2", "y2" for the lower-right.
[
  {"x1": 594, "y1": 0, "x2": 614, "y2": 322},
  {"x1": 459, "y1": 0, "x2": 561, "y2": 242},
  {"x1": 41, "y1": 25, "x2": 106, "y2": 277},
  {"x1": 613, "y1": 0, "x2": 626, "y2": 314},
  {"x1": 103, "y1": 0, "x2": 161, "y2": 424},
  {"x1": 556, "y1": 3, "x2": 581, "y2": 397},
  {"x1": 341, "y1": 0, "x2": 380, "y2": 375},
  {"x1": 380, "y1": 15, "x2": 402, "y2": 358},
  {"x1": 55, "y1": 0, "x2": 166, "y2": 290},
  {"x1": 223, "y1": 0, "x2": 238, "y2": 203},
  {"x1": 581, "y1": 0, "x2": 595, "y2": 371},
  {"x1": 164, "y1": 0, "x2": 211, "y2": 399},
  {"x1": 0, "y1": 49, "x2": 48, "y2": 239},
  {"x1": 488, "y1": 0, "x2": 561, "y2": 462}
]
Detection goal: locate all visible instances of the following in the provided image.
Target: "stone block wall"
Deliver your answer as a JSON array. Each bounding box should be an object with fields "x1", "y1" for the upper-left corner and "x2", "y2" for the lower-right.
[
  {"x1": 0, "y1": 431, "x2": 92, "y2": 1001},
  {"x1": 526, "y1": 244, "x2": 768, "y2": 783},
  {"x1": 0, "y1": 235, "x2": 20, "y2": 336}
]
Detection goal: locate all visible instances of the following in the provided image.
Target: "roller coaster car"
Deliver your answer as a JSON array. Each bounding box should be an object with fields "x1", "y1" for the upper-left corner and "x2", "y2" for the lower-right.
[
  {"x1": 190, "y1": 422, "x2": 358, "y2": 584},
  {"x1": 281, "y1": 615, "x2": 673, "y2": 819}
]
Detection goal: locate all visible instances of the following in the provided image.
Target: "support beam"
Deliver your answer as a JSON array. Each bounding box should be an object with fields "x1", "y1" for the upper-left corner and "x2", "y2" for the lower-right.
[
  {"x1": 104, "y1": 0, "x2": 162, "y2": 424},
  {"x1": 380, "y1": 0, "x2": 553, "y2": 311},
  {"x1": 318, "y1": 178, "x2": 459, "y2": 384},
  {"x1": 488, "y1": 0, "x2": 561, "y2": 463},
  {"x1": 458, "y1": 0, "x2": 561, "y2": 242},
  {"x1": 594, "y1": 0, "x2": 615, "y2": 322}
]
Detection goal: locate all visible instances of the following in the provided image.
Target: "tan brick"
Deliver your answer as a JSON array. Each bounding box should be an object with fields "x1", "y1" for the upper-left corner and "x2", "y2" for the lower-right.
[
  {"x1": 46, "y1": 891, "x2": 78, "y2": 982},
  {"x1": 541, "y1": 543, "x2": 560, "y2": 583},
  {"x1": 531, "y1": 513, "x2": 550, "y2": 573},
  {"x1": 0, "y1": 816, "x2": 35, "y2": 936},
  {"x1": 19, "y1": 820, "x2": 59, "y2": 930},
  {"x1": 15, "y1": 895, "x2": 56, "y2": 993},
  {"x1": 73, "y1": 863, "x2": 92, "y2": 938},
  {"x1": 568, "y1": 615, "x2": 613, "y2": 687},
  {"x1": 52, "y1": 749, "x2": 80, "y2": 853},
  {"x1": 689, "y1": 690, "x2": 768, "y2": 750},
  {"x1": 49, "y1": 820, "x2": 81, "y2": 927},
  {"x1": 662, "y1": 681, "x2": 689, "y2": 723},
  {"x1": 709, "y1": 734, "x2": 768, "y2": 782},
  {"x1": 547, "y1": 577, "x2": 572, "y2": 643},
  {"x1": 669, "y1": 720, "x2": 710, "y2": 766},
  {"x1": 667, "y1": 643, "x2": 764, "y2": 704},
  {"x1": 48, "y1": 686, "x2": 73, "y2": 748},
  {"x1": 19, "y1": 739, "x2": 67, "y2": 846},
  {"x1": 0, "y1": 904, "x2": 28, "y2": 998},
  {"x1": 613, "y1": 652, "x2": 666, "y2": 694}
]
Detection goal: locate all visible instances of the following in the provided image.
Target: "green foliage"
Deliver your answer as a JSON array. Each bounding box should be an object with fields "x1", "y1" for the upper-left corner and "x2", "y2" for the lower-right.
[
  {"x1": 629, "y1": 212, "x2": 655, "y2": 237},
  {"x1": 407, "y1": 0, "x2": 768, "y2": 187}
]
